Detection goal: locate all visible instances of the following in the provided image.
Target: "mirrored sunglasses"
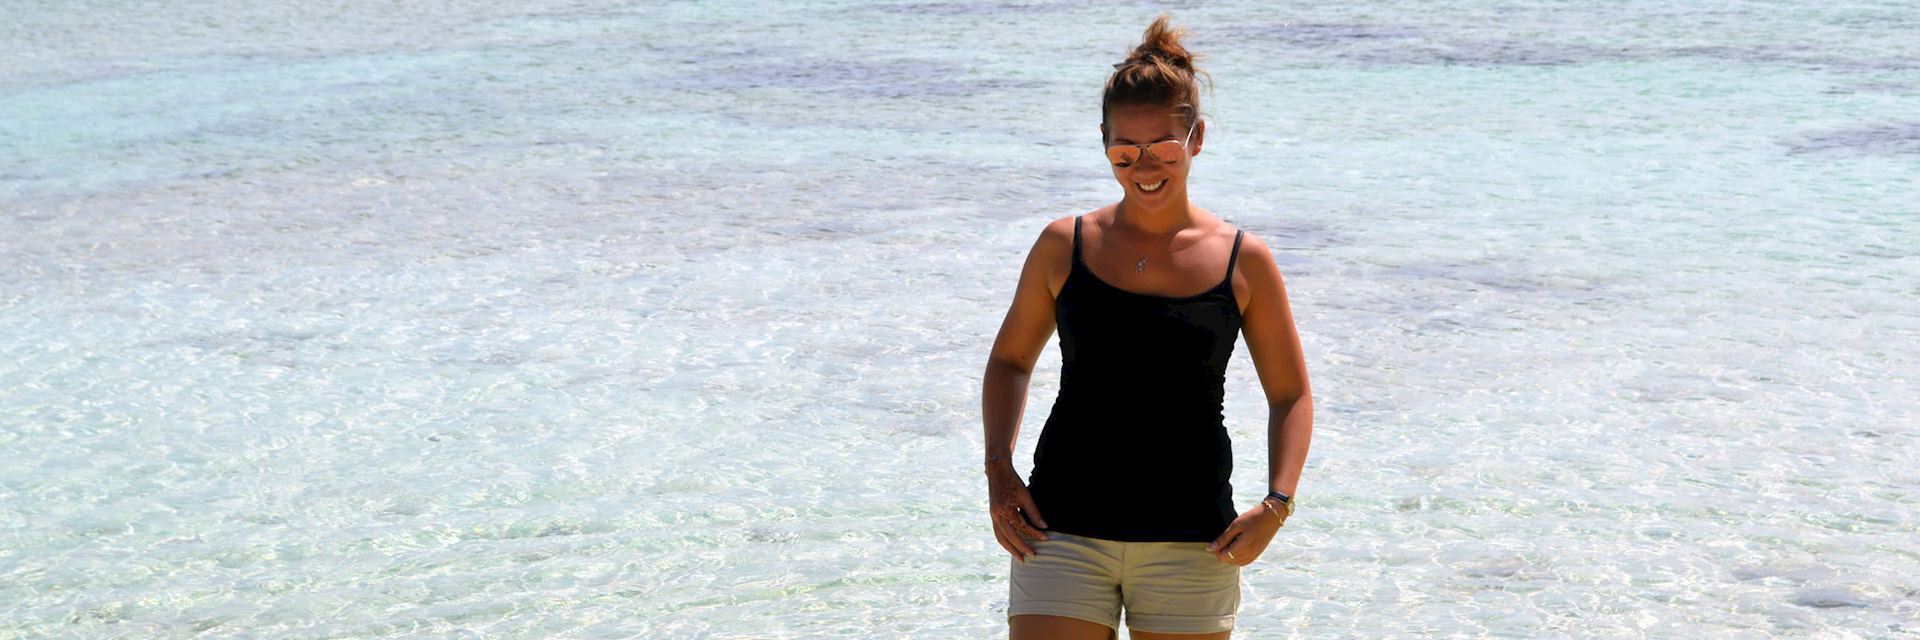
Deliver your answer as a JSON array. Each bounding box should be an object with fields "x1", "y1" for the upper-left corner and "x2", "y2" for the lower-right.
[{"x1": 1105, "y1": 120, "x2": 1197, "y2": 167}]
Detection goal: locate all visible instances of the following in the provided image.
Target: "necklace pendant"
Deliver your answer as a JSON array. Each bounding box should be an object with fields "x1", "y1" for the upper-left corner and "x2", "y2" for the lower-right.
[{"x1": 1136, "y1": 257, "x2": 1147, "y2": 272}]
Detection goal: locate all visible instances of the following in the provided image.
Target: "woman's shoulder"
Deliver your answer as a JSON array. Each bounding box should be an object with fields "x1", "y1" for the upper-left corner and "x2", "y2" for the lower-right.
[
  {"x1": 1218, "y1": 221, "x2": 1284, "y2": 284},
  {"x1": 1039, "y1": 213, "x2": 1077, "y2": 242},
  {"x1": 1031, "y1": 206, "x2": 1107, "y2": 255},
  {"x1": 1200, "y1": 212, "x2": 1283, "y2": 278},
  {"x1": 1194, "y1": 210, "x2": 1259, "y2": 252}
]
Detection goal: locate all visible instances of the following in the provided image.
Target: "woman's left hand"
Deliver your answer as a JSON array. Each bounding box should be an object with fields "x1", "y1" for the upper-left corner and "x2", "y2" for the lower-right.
[{"x1": 1208, "y1": 502, "x2": 1283, "y2": 566}]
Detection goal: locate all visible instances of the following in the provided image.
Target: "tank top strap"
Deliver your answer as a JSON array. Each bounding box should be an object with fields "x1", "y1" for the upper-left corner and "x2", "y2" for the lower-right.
[
  {"x1": 1224, "y1": 229, "x2": 1245, "y2": 281},
  {"x1": 1072, "y1": 215, "x2": 1084, "y2": 266}
]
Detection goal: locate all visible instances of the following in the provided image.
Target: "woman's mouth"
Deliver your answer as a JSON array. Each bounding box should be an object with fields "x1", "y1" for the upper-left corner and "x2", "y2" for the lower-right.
[{"x1": 1135, "y1": 179, "x2": 1167, "y2": 193}]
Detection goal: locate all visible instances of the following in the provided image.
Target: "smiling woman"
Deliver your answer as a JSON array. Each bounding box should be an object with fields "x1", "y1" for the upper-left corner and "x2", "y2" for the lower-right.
[{"x1": 981, "y1": 13, "x2": 1315, "y2": 640}]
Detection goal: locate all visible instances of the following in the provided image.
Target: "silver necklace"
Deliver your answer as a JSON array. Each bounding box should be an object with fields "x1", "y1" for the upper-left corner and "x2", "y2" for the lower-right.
[{"x1": 1119, "y1": 202, "x2": 1153, "y2": 272}]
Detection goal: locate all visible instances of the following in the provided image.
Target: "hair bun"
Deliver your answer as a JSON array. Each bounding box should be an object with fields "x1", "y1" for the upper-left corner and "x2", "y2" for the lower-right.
[
  {"x1": 1102, "y1": 14, "x2": 1212, "y2": 130},
  {"x1": 1117, "y1": 48, "x2": 1191, "y2": 70},
  {"x1": 1119, "y1": 14, "x2": 1198, "y2": 71}
]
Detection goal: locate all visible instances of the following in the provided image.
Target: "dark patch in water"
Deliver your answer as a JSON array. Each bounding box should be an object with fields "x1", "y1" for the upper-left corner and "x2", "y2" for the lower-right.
[
  {"x1": 1209, "y1": 22, "x2": 1426, "y2": 50},
  {"x1": 132, "y1": 328, "x2": 331, "y2": 357},
  {"x1": 1381, "y1": 262, "x2": 1547, "y2": 293},
  {"x1": 745, "y1": 524, "x2": 797, "y2": 543},
  {"x1": 666, "y1": 42, "x2": 800, "y2": 67},
  {"x1": 1732, "y1": 564, "x2": 1832, "y2": 584},
  {"x1": 862, "y1": 1, "x2": 1070, "y2": 16},
  {"x1": 1822, "y1": 80, "x2": 1920, "y2": 96},
  {"x1": 1785, "y1": 122, "x2": 1920, "y2": 156},
  {"x1": 1214, "y1": 21, "x2": 1920, "y2": 70},
  {"x1": 766, "y1": 220, "x2": 873, "y2": 239},
  {"x1": 1234, "y1": 218, "x2": 1347, "y2": 251},
  {"x1": 1213, "y1": 22, "x2": 1626, "y2": 67},
  {"x1": 1790, "y1": 587, "x2": 1870, "y2": 609},
  {"x1": 659, "y1": 45, "x2": 1043, "y2": 98},
  {"x1": 1456, "y1": 558, "x2": 1527, "y2": 578},
  {"x1": 1672, "y1": 45, "x2": 1920, "y2": 72},
  {"x1": 1353, "y1": 38, "x2": 1630, "y2": 67}
]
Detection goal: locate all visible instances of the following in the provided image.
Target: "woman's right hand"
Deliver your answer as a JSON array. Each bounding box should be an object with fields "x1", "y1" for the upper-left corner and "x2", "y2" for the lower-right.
[{"x1": 986, "y1": 461, "x2": 1050, "y2": 563}]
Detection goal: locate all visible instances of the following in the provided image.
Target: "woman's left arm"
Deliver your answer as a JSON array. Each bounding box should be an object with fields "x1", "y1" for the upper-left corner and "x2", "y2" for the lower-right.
[{"x1": 1209, "y1": 232, "x2": 1314, "y2": 565}]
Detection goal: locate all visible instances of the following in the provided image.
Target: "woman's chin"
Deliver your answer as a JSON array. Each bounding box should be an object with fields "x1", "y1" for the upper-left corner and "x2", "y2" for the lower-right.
[{"x1": 1123, "y1": 185, "x2": 1182, "y2": 207}]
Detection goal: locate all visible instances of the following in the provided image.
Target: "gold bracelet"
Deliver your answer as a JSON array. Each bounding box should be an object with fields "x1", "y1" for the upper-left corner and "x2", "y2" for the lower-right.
[{"x1": 1259, "y1": 499, "x2": 1287, "y2": 527}]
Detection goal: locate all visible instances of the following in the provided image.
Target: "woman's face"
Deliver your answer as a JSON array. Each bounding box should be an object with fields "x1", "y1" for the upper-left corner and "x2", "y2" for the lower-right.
[{"x1": 1101, "y1": 103, "x2": 1204, "y2": 210}]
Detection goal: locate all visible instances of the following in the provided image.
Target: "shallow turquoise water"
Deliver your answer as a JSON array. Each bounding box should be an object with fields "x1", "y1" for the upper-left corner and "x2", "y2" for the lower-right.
[{"x1": 2, "y1": 1, "x2": 1917, "y2": 637}]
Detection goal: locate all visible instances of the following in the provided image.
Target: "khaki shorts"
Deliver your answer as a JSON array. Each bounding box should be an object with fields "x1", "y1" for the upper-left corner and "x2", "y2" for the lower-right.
[{"x1": 1008, "y1": 530, "x2": 1240, "y2": 634}]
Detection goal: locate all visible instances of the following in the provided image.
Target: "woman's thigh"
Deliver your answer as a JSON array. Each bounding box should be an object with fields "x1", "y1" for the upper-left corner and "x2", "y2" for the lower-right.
[{"x1": 1009, "y1": 613, "x2": 1116, "y2": 640}]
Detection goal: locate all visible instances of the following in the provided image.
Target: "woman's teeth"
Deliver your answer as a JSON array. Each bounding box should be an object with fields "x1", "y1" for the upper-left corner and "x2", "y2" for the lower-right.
[{"x1": 1137, "y1": 179, "x2": 1166, "y2": 192}]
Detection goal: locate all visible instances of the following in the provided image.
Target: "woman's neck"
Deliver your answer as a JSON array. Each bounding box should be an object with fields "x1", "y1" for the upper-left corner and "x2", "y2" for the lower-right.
[{"x1": 1115, "y1": 198, "x2": 1196, "y2": 236}]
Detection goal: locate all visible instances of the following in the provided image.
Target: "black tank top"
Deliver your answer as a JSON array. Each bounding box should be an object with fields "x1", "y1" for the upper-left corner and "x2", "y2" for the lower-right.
[{"x1": 1026, "y1": 215, "x2": 1245, "y2": 542}]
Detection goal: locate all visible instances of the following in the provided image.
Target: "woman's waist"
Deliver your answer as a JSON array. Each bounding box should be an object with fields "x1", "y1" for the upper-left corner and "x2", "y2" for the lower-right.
[
  {"x1": 1031, "y1": 415, "x2": 1233, "y2": 480},
  {"x1": 1060, "y1": 360, "x2": 1228, "y2": 383},
  {"x1": 1043, "y1": 392, "x2": 1225, "y2": 424},
  {"x1": 1052, "y1": 373, "x2": 1226, "y2": 405},
  {"x1": 1028, "y1": 470, "x2": 1234, "y2": 503}
]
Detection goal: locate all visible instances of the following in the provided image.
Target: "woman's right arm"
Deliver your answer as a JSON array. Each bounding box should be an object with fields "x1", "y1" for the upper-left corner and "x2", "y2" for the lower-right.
[{"x1": 983, "y1": 216, "x2": 1074, "y2": 562}]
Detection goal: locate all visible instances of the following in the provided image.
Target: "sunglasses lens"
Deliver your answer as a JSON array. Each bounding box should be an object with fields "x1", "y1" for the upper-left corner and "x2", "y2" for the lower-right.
[
  {"x1": 1107, "y1": 146, "x2": 1140, "y2": 165},
  {"x1": 1148, "y1": 141, "x2": 1184, "y2": 162}
]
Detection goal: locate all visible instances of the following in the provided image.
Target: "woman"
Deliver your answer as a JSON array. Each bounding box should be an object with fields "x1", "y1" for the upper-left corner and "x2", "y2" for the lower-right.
[{"x1": 981, "y1": 15, "x2": 1313, "y2": 640}]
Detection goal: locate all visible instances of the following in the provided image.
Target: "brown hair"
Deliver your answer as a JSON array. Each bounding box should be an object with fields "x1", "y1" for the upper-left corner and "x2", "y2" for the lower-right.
[{"x1": 1102, "y1": 14, "x2": 1212, "y2": 135}]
